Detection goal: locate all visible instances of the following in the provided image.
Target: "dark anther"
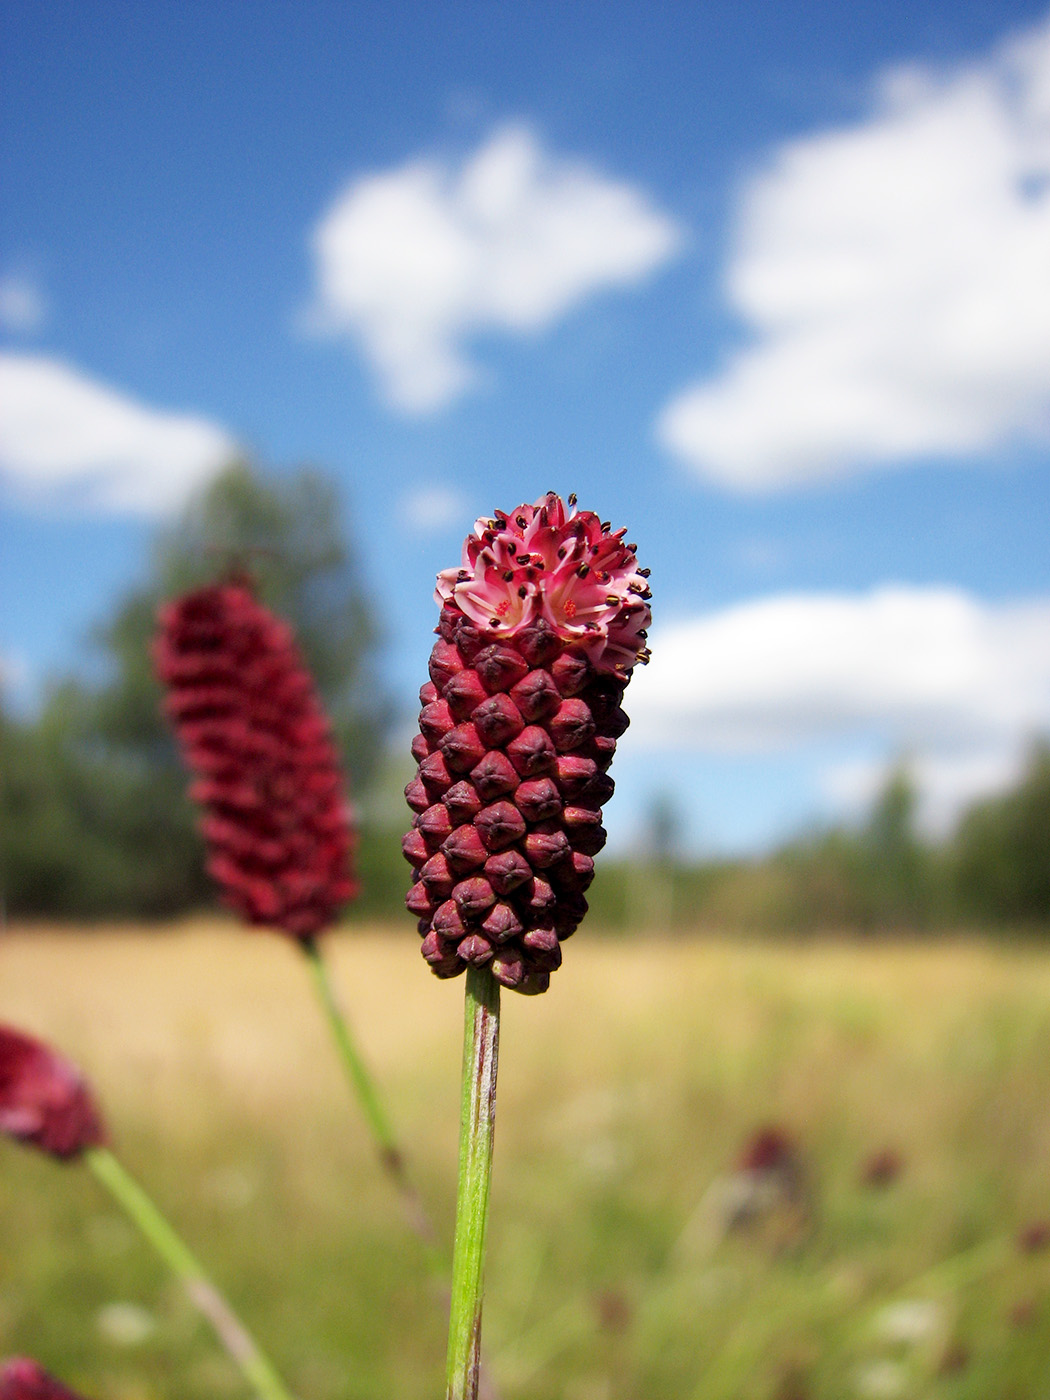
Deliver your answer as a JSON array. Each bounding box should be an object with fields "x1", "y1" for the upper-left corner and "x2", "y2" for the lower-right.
[
  {"x1": 518, "y1": 586, "x2": 527, "y2": 598},
  {"x1": 502, "y1": 570, "x2": 514, "y2": 582},
  {"x1": 489, "y1": 618, "x2": 502, "y2": 628},
  {"x1": 568, "y1": 492, "x2": 578, "y2": 506},
  {"x1": 576, "y1": 564, "x2": 590, "y2": 578},
  {"x1": 638, "y1": 567, "x2": 651, "y2": 577},
  {"x1": 557, "y1": 546, "x2": 567, "y2": 559},
  {"x1": 627, "y1": 542, "x2": 637, "y2": 552},
  {"x1": 516, "y1": 515, "x2": 527, "y2": 528},
  {"x1": 601, "y1": 521, "x2": 611, "y2": 532}
]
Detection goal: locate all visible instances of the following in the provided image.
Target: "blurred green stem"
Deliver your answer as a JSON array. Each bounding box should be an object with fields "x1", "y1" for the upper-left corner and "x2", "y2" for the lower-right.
[
  {"x1": 446, "y1": 966, "x2": 501, "y2": 1400},
  {"x1": 301, "y1": 937, "x2": 445, "y2": 1283},
  {"x1": 85, "y1": 1146, "x2": 295, "y2": 1400}
]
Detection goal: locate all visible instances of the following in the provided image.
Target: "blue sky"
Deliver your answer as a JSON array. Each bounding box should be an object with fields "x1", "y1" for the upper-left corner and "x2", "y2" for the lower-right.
[{"x1": 2, "y1": 0, "x2": 1049, "y2": 854}]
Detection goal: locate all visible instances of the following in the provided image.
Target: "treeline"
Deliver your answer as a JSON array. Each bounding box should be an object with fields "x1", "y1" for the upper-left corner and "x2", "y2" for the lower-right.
[
  {"x1": 2, "y1": 462, "x2": 389, "y2": 919},
  {"x1": 3, "y1": 461, "x2": 1048, "y2": 932},
  {"x1": 584, "y1": 751, "x2": 1050, "y2": 934}
]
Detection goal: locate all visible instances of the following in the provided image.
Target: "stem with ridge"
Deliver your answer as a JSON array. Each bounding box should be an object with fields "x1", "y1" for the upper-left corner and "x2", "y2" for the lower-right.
[
  {"x1": 301, "y1": 936, "x2": 446, "y2": 1285},
  {"x1": 446, "y1": 966, "x2": 501, "y2": 1400},
  {"x1": 85, "y1": 1146, "x2": 295, "y2": 1400}
]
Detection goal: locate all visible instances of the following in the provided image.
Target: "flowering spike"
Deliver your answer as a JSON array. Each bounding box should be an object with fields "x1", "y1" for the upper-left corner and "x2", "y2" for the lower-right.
[
  {"x1": 407, "y1": 493, "x2": 649, "y2": 993},
  {"x1": 0, "y1": 1358, "x2": 91, "y2": 1400},
  {"x1": 0, "y1": 1026, "x2": 105, "y2": 1161},
  {"x1": 154, "y1": 582, "x2": 358, "y2": 939}
]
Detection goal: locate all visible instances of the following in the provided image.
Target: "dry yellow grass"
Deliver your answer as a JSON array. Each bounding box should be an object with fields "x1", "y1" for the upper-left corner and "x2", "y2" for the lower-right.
[{"x1": 3, "y1": 921, "x2": 1050, "y2": 1399}]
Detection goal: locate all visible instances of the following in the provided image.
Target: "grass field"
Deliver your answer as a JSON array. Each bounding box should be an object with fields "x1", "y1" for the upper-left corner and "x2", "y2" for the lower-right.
[{"x1": 2, "y1": 921, "x2": 1050, "y2": 1400}]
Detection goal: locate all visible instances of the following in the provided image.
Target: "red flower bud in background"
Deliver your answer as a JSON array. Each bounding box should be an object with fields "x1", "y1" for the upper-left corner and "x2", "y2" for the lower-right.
[
  {"x1": 0, "y1": 1027, "x2": 105, "y2": 1161},
  {"x1": 155, "y1": 582, "x2": 358, "y2": 939},
  {"x1": 0, "y1": 1360, "x2": 90, "y2": 1400},
  {"x1": 404, "y1": 492, "x2": 651, "y2": 994}
]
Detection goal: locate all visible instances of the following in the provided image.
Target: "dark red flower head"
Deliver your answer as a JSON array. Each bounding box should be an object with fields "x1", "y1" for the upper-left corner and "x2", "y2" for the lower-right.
[
  {"x1": 404, "y1": 493, "x2": 650, "y2": 994},
  {"x1": 0, "y1": 1360, "x2": 90, "y2": 1400},
  {"x1": 155, "y1": 581, "x2": 358, "y2": 940},
  {"x1": 0, "y1": 1027, "x2": 105, "y2": 1162}
]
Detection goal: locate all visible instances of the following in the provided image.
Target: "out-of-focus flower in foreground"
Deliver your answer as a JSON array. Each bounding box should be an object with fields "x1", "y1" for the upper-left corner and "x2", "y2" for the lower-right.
[
  {"x1": 0, "y1": 1026, "x2": 105, "y2": 1161},
  {"x1": 155, "y1": 581, "x2": 358, "y2": 939},
  {"x1": 0, "y1": 1359, "x2": 90, "y2": 1400},
  {"x1": 404, "y1": 491, "x2": 651, "y2": 994}
]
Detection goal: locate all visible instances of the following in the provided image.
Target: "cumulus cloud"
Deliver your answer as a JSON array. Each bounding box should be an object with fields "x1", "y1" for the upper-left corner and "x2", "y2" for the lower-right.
[
  {"x1": 307, "y1": 123, "x2": 681, "y2": 412},
  {"x1": 821, "y1": 749, "x2": 1027, "y2": 835},
  {"x1": 0, "y1": 647, "x2": 31, "y2": 699},
  {"x1": 629, "y1": 586, "x2": 1050, "y2": 828},
  {"x1": 0, "y1": 273, "x2": 47, "y2": 333},
  {"x1": 658, "y1": 13, "x2": 1050, "y2": 489},
  {"x1": 0, "y1": 354, "x2": 236, "y2": 516}
]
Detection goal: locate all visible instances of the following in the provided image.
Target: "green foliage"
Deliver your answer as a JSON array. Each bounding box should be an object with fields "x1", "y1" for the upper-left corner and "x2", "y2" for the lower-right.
[
  {"x1": 954, "y1": 741, "x2": 1050, "y2": 924},
  {"x1": 761, "y1": 765, "x2": 946, "y2": 932},
  {"x1": 583, "y1": 753, "x2": 1047, "y2": 935},
  {"x1": 94, "y1": 459, "x2": 386, "y2": 792},
  {"x1": 1, "y1": 684, "x2": 209, "y2": 917},
  {"x1": 2, "y1": 460, "x2": 389, "y2": 918}
]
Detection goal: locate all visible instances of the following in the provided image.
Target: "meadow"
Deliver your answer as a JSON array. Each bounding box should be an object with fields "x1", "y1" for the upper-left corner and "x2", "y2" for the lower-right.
[{"x1": 2, "y1": 922, "x2": 1049, "y2": 1400}]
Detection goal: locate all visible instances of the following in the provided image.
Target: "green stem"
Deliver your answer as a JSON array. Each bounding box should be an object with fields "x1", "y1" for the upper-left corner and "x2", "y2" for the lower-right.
[
  {"x1": 85, "y1": 1146, "x2": 295, "y2": 1400},
  {"x1": 302, "y1": 937, "x2": 445, "y2": 1283},
  {"x1": 446, "y1": 966, "x2": 501, "y2": 1400}
]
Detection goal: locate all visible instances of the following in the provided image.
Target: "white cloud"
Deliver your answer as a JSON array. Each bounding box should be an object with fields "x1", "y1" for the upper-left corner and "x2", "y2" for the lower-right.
[
  {"x1": 629, "y1": 586, "x2": 1050, "y2": 828},
  {"x1": 0, "y1": 354, "x2": 236, "y2": 517},
  {"x1": 0, "y1": 647, "x2": 30, "y2": 695},
  {"x1": 821, "y1": 749, "x2": 1026, "y2": 835},
  {"x1": 658, "y1": 14, "x2": 1050, "y2": 489},
  {"x1": 307, "y1": 123, "x2": 681, "y2": 412},
  {"x1": 0, "y1": 274, "x2": 47, "y2": 333},
  {"x1": 401, "y1": 484, "x2": 469, "y2": 532}
]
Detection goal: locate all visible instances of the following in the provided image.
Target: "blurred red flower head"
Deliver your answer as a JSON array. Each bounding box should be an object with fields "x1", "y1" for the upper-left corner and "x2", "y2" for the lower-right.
[
  {"x1": 737, "y1": 1126, "x2": 796, "y2": 1174},
  {"x1": 0, "y1": 1026, "x2": 104, "y2": 1161},
  {"x1": 0, "y1": 1359, "x2": 90, "y2": 1400},
  {"x1": 155, "y1": 581, "x2": 358, "y2": 939}
]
